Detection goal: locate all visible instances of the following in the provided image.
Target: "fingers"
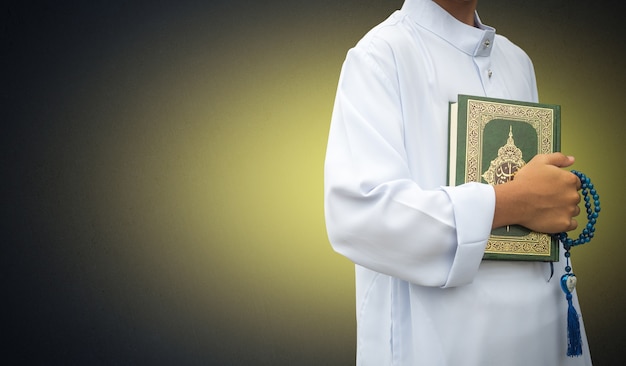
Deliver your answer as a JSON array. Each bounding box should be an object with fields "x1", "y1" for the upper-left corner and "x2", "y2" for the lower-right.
[
  {"x1": 565, "y1": 199, "x2": 581, "y2": 233},
  {"x1": 540, "y1": 152, "x2": 575, "y2": 168},
  {"x1": 535, "y1": 153, "x2": 581, "y2": 189},
  {"x1": 573, "y1": 171, "x2": 582, "y2": 190},
  {"x1": 569, "y1": 217, "x2": 578, "y2": 232},
  {"x1": 536, "y1": 152, "x2": 575, "y2": 168}
]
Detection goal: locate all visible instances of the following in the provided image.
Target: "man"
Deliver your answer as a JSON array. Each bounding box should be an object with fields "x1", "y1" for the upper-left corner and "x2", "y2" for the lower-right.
[{"x1": 323, "y1": 0, "x2": 592, "y2": 365}]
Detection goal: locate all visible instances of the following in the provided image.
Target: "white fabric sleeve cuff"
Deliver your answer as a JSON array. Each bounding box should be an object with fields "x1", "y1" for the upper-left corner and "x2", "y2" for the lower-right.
[{"x1": 441, "y1": 183, "x2": 495, "y2": 288}]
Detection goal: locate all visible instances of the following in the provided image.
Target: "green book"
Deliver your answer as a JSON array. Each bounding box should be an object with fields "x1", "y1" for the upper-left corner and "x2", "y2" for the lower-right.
[{"x1": 448, "y1": 94, "x2": 561, "y2": 261}]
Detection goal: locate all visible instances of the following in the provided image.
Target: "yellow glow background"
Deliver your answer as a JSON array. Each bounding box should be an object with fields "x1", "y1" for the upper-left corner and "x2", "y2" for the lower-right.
[{"x1": 5, "y1": 1, "x2": 624, "y2": 364}]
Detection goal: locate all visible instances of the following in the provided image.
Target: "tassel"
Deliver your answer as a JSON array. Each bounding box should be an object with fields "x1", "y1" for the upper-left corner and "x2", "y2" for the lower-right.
[
  {"x1": 561, "y1": 274, "x2": 583, "y2": 357},
  {"x1": 565, "y1": 293, "x2": 582, "y2": 356}
]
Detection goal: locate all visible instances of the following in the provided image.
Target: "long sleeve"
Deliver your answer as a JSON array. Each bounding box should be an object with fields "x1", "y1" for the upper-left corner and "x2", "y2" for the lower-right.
[{"x1": 324, "y1": 43, "x2": 495, "y2": 288}]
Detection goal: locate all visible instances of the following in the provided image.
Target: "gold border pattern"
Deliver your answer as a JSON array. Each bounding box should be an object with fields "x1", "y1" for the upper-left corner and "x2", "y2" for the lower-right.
[{"x1": 465, "y1": 99, "x2": 555, "y2": 256}]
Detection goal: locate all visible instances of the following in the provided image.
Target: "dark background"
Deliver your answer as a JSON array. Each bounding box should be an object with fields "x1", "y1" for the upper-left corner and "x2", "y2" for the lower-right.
[{"x1": 4, "y1": 1, "x2": 625, "y2": 365}]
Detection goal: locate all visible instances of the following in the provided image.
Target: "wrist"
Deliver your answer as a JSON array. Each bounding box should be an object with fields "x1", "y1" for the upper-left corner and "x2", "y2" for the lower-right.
[{"x1": 492, "y1": 180, "x2": 527, "y2": 229}]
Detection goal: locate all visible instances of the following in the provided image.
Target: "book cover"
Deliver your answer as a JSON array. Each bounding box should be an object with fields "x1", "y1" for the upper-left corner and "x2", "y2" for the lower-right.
[{"x1": 448, "y1": 94, "x2": 561, "y2": 261}]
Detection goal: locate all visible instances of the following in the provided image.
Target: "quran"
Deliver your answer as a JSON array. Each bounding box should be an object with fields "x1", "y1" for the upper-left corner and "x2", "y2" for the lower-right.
[{"x1": 448, "y1": 95, "x2": 561, "y2": 261}]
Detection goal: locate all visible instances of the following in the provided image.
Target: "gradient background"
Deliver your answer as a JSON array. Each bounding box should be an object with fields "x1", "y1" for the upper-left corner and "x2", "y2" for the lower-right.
[{"x1": 4, "y1": 1, "x2": 624, "y2": 364}]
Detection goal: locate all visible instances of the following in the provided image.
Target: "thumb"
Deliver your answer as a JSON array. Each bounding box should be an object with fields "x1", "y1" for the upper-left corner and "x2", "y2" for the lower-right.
[{"x1": 543, "y1": 152, "x2": 575, "y2": 168}]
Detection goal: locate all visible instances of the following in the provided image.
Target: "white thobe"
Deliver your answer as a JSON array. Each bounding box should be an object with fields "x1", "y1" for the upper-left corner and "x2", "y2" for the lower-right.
[{"x1": 324, "y1": 0, "x2": 592, "y2": 365}]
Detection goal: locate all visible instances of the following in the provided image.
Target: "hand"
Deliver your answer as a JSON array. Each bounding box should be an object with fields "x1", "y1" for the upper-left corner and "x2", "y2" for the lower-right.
[{"x1": 493, "y1": 153, "x2": 581, "y2": 233}]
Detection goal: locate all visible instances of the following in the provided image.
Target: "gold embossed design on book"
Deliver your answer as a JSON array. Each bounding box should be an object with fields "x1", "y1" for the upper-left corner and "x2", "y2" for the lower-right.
[{"x1": 464, "y1": 98, "x2": 556, "y2": 258}]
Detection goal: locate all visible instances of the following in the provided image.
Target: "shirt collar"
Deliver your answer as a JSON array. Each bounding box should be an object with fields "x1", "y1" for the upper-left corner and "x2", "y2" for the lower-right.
[{"x1": 401, "y1": 0, "x2": 496, "y2": 57}]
